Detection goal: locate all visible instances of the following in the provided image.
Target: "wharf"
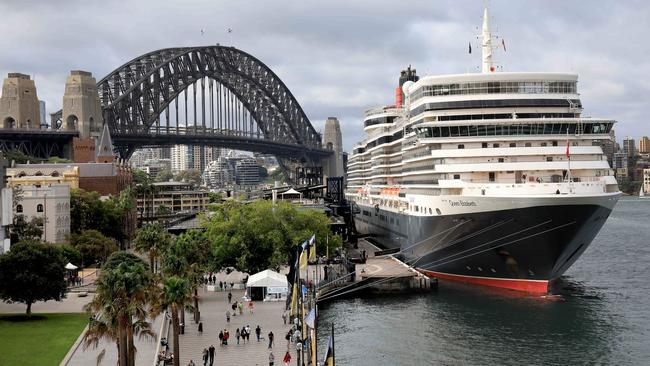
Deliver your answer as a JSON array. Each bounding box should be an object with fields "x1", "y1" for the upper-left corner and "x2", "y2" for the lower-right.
[{"x1": 315, "y1": 239, "x2": 434, "y2": 302}]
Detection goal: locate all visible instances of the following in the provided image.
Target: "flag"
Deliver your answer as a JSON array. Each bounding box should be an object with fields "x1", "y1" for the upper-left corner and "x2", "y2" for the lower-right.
[
  {"x1": 299, "y1": 250, "x2": 308, "y2": 269},
  {"x1": 309, "y1": 241, "x2": 316, "y2": 262},
  {"x1": 566, "y1": 139, "x2": 570, "y2": 158},
  {"x1": 305, "y1": 308, "x2": 315, "y2": 328},
  {"x1": 468, "y1": 42, "x2": 472, "y2": 54},
  {"x1": 309, "y1": 234, "x2": 315, "y2": 245},
  {"x1": 301, "y1": 284, "x2": 308, "y2": 299},
  {"x1": 502, "y1": 38, "x2": 506, "y2": 52},
  {"x1": 323, "y1": 334, "x2": 334, "y2": 366},
  {"x1": 290, "y1": 282, "x2": 298, "y2": 316}
]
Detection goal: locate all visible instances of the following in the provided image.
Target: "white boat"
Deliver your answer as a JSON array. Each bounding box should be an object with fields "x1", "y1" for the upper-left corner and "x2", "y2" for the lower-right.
[{"x1": 345, "y1": 6, "x2": 620, "y2": 294}]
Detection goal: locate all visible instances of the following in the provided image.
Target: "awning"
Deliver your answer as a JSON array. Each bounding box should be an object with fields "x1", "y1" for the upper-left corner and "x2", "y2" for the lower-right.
[
  {"x1": 65, "y1": 262, "x2": 78, "y2": 270},
  {"x1": 246, "y1": 269, "x2": 288, "y2": 289}
]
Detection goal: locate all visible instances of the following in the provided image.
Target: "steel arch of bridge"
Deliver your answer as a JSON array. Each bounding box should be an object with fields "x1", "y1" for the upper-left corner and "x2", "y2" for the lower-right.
[{"x1": 95, "y1": 46, "x2": 328, "y2": 161}]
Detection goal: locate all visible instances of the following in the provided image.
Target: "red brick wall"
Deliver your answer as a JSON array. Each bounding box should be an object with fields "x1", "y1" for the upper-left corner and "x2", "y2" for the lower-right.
[{"x1": 73, "y1": 137, "x2": 96, "y2": 163}]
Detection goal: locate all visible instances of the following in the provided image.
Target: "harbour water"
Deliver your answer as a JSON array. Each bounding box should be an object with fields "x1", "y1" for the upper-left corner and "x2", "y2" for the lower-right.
[{"x1": 317, "y1": 197, "x2": 650, "y2": 365}]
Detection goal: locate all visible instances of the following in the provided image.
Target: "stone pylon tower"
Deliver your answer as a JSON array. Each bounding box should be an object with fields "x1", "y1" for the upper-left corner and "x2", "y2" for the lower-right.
[
  {"x1": 62, "y1": 70, "x2": 103, "y2": 138},
  {"x1": 322, "y1": 117, "x2": 344, "y2": 180},
  {"x1": 0, "y1": 73, "x2": 41, "y2": 129}
]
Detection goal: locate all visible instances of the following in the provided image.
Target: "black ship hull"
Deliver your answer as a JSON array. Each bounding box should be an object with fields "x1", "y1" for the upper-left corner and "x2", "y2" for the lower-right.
[{"x1": 353, "y1": 196, "x2": 617, "y2": 293}]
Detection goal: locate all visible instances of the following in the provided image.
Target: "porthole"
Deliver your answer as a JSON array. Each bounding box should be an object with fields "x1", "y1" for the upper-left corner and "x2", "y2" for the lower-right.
[{"x1": 490, "y1": 268, "x2": 496, "y2": 273}]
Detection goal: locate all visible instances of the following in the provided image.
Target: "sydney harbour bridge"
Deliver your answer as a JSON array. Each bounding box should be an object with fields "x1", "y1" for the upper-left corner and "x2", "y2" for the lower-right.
[{"x1": 0, "y1": 46, "x2": 338, "y2": 184}]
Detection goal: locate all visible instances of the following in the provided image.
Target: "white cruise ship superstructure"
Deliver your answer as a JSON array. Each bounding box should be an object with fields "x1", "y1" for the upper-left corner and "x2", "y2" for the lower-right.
[{"x1": 345, "y1": 8, "x2": 620, "y2": 293}]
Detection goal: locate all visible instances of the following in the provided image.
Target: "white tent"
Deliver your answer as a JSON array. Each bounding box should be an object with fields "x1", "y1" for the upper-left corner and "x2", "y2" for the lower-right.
[
  {"x1": 65, "y1": 262, "x2": 78, "y2": 270},
  {"x1": 246, "y1": 269, "x2": 288, "y2": 301}
]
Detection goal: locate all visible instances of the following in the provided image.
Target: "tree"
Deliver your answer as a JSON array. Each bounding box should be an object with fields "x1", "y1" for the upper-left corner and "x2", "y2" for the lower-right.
[
  {"x1": 160, "y1": 276, "x2": 191, "y2": 366},
  {"x1": 84, "y1": 251, "x2": 157, "y2": 366},
  {"x1": 163, "y1": 230, "x2": 210, "y2": 323},
  {"x1": 70, "y1": 229, "x2": 119, "y2": 267},
  {"x1": 56, "y1": 243, "x2": 82, "y2": 266},
  {"x1": 154, "y1": 168, "x2": 173, "y2": 183},
  {"x1": 156, "y1": 204, "x2": 171, "y2": 216},
  {"x1": 204, "y1": 200, "x2": 340, "y2": 273},
  {"x1": 134, "y1": 223, "x2": 171, "y2": 273},
  {"x1": 70, "y1": 189, "x2": 127, "y2": 245},
  {"x1": 0, "y1": 240, "x2": 67, "y2": 316},
  {"x1": 10, "y1": 215, "x2": 44, "y2": 244},
  {"x1": 173, "y1": 169, "x2": 202, "y2": 187},
  {"x1": 208, "y1": 192, "x2": 223, "y2": 203}
]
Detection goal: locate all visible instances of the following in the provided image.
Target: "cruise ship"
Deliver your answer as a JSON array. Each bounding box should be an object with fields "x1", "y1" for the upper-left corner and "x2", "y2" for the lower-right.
[{"x1": 345, "y1": 8, "x2": 620, "y2": 293}]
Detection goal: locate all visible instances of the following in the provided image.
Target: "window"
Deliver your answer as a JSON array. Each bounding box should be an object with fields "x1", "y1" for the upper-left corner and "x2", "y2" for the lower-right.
[
  {"x1": 541, "y1": 142, "x2": 547, "y2": 147},
  {"x1": 457, "y1": 144, "x2": 465, "y2": 149},
  {"x1": 493, "y1": 143, "x2": 500, "y2": 148},
  {"x1": 498, "y1": 158, "x2": 505, "y2": 163},
  {"x1": 509, "y1": 143, "x2": 516, "y2": 147},
  {"x1": 546, "y1": 157, "x2": 554, "y2": 162},
  {"x1": 16, "y1": 204, "x2": 23, "y2": 213},
  {"x1": 525, "y1": 143, "x2": 531, "y2": 147},
  {"x1": 552, "y1": 141, "x2": 558, "y2": 147},
  {"x1": 482, "y1": 142, "x2": 488, "y2": 148},
  {"x1": 37, "y1": 204, "x2": 43, "y2": 212},
  {"x1": 453, "y1": 174, "x2": 461, "y2": 179}
]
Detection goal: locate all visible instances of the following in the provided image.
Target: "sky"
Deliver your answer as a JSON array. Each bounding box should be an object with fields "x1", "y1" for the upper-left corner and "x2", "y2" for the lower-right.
[{"x1": 0, "y1": 0, "x2": 648, "y2": 152}]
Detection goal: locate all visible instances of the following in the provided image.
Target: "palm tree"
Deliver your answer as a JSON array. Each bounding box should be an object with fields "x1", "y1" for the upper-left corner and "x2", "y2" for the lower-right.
[
  {"x1": 160, "y1": 276, "x2": 192, "y2": 366},
  {"x1": 84, "y1": 252, "x2": 156, "y2": 366},
  {"x1": 134, "y1": 223, "x2": 171, "y2": 273}
]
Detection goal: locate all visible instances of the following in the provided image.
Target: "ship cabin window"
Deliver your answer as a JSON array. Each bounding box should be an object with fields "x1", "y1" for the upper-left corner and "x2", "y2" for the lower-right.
[
  {"x1": 16, "y1": 204, "x2": 23, "y2": 213},
  {"x1": 498, "y1": 158, "x2": 505, "y2": 163},
  {"x1": 453, "y1": 174, "x2": 460, "y2": 179},
  {"x1": 493, "y1": 143, "x2": 500, "y2": 148},
  {"x1": 429, "y1": 208, "x2": 433, "y2": 214},
  {"x1": 525, "y1": 143, "x2": 531, "y2": 147},
  {"x1": 541, "y1": 142, "x2": 547, "y2": 147},
  {"x1": 414, "y1": 206, "x2": 419, "y2": 212},
  {"x1": 482, "y1": 142, "x2": 488, "y2": 148},
  {"x1": 509, "y1": 143, "x2": 516, "y2": 147},
  {"x1": 457, "y1": 144, "x2": 465, "y2": 149},
  {"x1": 37, "y1": 204, "x2": 43, "y2": 213},
  {"x1": 552, "y1": 141, "x2": 558, "y2": 146},
  {"x1": 546, "y1": 157, "x2": 554, "y2": 162},
  {"x1": 436, "y1": 208, "x2": 442, "y2": 215},
  {"x1": 362, "y1": 210, "x2": 371, "y2": 216}
]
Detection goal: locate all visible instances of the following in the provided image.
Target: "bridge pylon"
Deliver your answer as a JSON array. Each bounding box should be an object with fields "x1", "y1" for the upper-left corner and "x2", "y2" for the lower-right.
[
  {"x1": 62, "y1": 70, "x2": 103, "y2": 139},
  {"x1": 0, "y1": 73, "x2": 41, "y2": 129}
]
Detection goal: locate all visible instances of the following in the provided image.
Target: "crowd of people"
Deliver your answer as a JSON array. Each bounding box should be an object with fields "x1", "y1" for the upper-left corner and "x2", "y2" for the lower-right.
[{"x1": 185, "y1": 287, "x2": 290, "y2": 366}]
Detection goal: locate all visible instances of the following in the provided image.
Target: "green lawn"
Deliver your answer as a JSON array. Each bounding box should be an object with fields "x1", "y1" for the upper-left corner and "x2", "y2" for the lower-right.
[{"x1": 0, "y1": 313, "x2": 88, "y2": 366}]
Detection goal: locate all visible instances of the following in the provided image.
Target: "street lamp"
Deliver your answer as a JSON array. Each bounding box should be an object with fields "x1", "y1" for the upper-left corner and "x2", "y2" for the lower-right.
[{"x1": 295, "y1": 339, "x2": 302, "y2": 366}]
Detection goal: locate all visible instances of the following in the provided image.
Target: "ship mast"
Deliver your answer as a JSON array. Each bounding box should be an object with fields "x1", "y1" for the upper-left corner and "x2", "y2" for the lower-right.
[{"x1": 481, "y1": 7, "x2": 495, "y2": 73}]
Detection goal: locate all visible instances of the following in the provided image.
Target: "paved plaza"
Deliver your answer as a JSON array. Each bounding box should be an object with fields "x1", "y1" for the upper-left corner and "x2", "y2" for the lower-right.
[{"x1": 178, "y1": 289, "x2": 296, "y2": 366}]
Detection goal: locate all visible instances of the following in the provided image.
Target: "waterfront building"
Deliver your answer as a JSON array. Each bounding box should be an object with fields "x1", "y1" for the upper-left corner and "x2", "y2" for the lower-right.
[
  {"x1": 235, "y1": 157, "x2": 260, "y2": 187},
  {"x1": 14, "y1": 184, "x2": 70, "y2": 243},
  {"x1": 171, "y1": 144, "x2": 188, "y2": 173},
  {"x1": 644, "y1": 169, "x2": 650, "y2": 194},
  {"x1": 140, "y1": 159, "x2": 172, "y2": 180},
  {"x1": 623, "y1": 136, "x2": 637, "y2": 158},
  {"x1": 204, "y1": 157, "x2": 235, "y2": 188},
  {"x1": 136, "y1": 181, "x2": 209, "y2": 216},
  {"x1": 639, "y1": 136, "x2": 650, "y2": 154}
]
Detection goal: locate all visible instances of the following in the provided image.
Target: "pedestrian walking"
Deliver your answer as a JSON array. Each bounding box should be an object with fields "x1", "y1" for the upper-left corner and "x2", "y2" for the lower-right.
[
  {"x1": 227, "y1": 291, "x2": 232, "y2": 303},
  {"x1": 246, "y1": 325, "x2": 252, "y2": 342},
  {"x1": 285, "y1": 330, "x2": 291, "y2": 348},
  {"x1": 224, "y1": 329, "x2": 230, "y2": 345},
  {"x1": 202, "y1": 348, "x2": 208, "y2": 366},
  {"x1": 208, "y1": 345, "x2": 215, "y2": 366},
  {"x1": 226, "y1": 310, "x2": 231, "y2": 323},
  {"x1": 238, "y1": 301, "x2": 243, "y2": 315},
  {"x1": 188, "y1": 359, "x2": 196, "y2": 366},
  {"x1": 198, "y1": 321, "x2": 203, "y2": 333},
  {"x1": 269, "y1": 351, "x2": 275, "y2": 366},
  {"x1": 248, "y1": 300, "x2": 254, "y2": 314},
  {"x1": 256, "y1": 325, "x2": 262, "y2": 342},
  {"x1": 268, "y1": 331, "x2": 274, "y2": 349},
  {"x1": 281, "y1": 311, "x2": 287, "y2": 325},
  {"x1": 218, "y1": 331, "x2": 224, "y2": 346},
  {"x1": 283, "y1": 351, "x2": 291, "y2": 365},
  {"x1": 236, "y1": 328, "x2": 241, "y2": 345},
  {"x1": 219, "y1": 280, "x2": 223, "y2": 289}
]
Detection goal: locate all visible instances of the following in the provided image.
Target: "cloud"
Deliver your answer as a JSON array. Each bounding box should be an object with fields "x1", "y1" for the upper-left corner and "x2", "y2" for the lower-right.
[{"x1": 0, "y1": 0, "x2": 647, "y2": 152}]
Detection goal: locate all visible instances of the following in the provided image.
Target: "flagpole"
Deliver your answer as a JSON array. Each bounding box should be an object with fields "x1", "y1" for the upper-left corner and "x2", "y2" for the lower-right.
[{"x1": 331, "y1": 322, "x2": 335, "y2": 366}]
